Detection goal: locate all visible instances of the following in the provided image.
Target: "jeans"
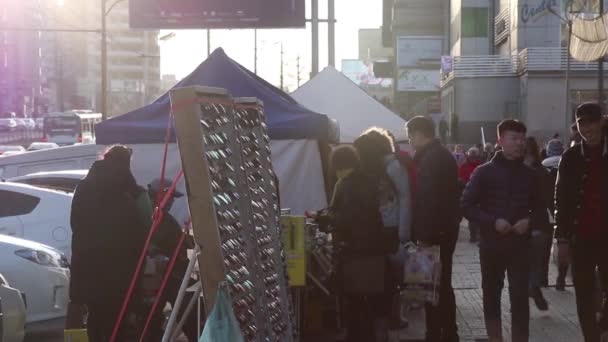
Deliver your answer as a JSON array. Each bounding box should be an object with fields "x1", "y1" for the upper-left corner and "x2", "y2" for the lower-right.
[
  {"x1": 572, "y1": 236, "x2": 608, "y2": 342},
  {"x1": 480, "y1": 244, "x2": 530, "y2": 342},
  {"x1": 425, "y1": 233, "x2": 459, "y2": 342},
  {"x1": 529, "y1": 230, "x2": 552, "y2": 289}
]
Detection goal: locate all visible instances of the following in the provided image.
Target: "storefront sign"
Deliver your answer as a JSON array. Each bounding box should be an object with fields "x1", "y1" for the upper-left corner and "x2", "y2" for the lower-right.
[
  {"x1": 521, "y1": 0, "x2": 558, "y2": 24},
  {"x1": 398, "y1": 69, "x2": 440, "y2": 92},
  {"x1": 396, "y1": 36, "x2": 443, "y2": 68},
  {"x1": 280, "y1": 216, "x2": 306, "y2": 286}
]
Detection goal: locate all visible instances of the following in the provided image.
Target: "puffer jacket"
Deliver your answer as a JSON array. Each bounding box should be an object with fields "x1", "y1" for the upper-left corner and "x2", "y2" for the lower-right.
[
  {"x1": 555, "y1": 138, "x2": 608, "y2": 242},
  {"x1": 461, "y1": 152, "x2": 545, "y2": 249}
]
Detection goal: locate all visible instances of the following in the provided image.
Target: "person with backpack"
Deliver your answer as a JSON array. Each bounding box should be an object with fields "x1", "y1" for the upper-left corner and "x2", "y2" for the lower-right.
[
  {"x1": 406, "y1": 116, "x2": 461, "y2": 342},
  {"x1": 352, "y1": 128, "x2": 412, "y2": 341}
]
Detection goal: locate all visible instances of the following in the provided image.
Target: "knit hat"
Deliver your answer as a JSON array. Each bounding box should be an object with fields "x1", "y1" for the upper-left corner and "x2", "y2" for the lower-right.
[{"x1": 546, "y1": 139, "x2": 564, "y2": 157}]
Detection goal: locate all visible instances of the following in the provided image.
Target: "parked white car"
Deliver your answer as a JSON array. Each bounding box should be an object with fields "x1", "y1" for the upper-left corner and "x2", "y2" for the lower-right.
[
  {"x1": 8, "y1": 170, "x2": 87, "y2": 193},
  {"x1": 0, "y1": 182, "x2": 73, "y2": 256},
  {"x1": 0, "y1": 273, "x2": 26, "y2": 342},
  {"x1": 26, "y1": 142, "x2": 60, "y2": 152},
  {"x1": 0, "y1": 235, "x2": 69, "y2": 325},
  {"x1": 0, "y1": 146, "x2": 26, "y2": 156}
]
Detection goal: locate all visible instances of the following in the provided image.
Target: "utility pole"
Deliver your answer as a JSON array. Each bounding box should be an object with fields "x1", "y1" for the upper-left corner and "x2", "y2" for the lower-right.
[
  {"x1": 565, "y1": 1, "x2": 573, "y2": 128},
  {"x1": 328, "y1": 0, "x2": 335, "y2": 67},
  {"x1": 101, "y1": 0, "x2": 108, "y2": 120},
  {"x1": 207, "y1": 29, "x2": 211, "y2": 56},
  {"x1": 280, "y1": 43, "x2": 284, "y2": 90},
  {"x1": 254, "y1": 29, "x2": 257, "y2": 74},
  {"x1": 296, "y1": 55, "x2": 301, "y2": 88},
  {"x1": 100, "y1": 0, "x2": 126, "y2": 120},
  {"x1": 600, "y1": 0, "x2": 605, "y2": 110},
  {"x1": 311, "y1": 0, "x2": 319, "y2": 77}
]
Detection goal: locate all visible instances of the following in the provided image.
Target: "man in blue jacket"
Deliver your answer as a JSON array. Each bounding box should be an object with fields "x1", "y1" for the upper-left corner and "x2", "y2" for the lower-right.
[{"x1": 461, "y1": 120, "x2": 545, "y2": 342}]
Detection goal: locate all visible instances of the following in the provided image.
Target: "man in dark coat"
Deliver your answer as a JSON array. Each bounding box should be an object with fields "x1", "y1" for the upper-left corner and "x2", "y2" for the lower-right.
[
  {"x1": 461, "y1": 120, "x2": 545, "y2": 342},
  {"x1": 146, "y1": 178, "x2": 200, "y2": 342},
  {"x1": 556, "y1": 103, "x2": 608, "y2": 342},
  {"x1": 70, "y1": 145, "x2": 148, "y2": 342},
  {"x1": 406, "y1": 116, "x2": 461, "y2": 342}
]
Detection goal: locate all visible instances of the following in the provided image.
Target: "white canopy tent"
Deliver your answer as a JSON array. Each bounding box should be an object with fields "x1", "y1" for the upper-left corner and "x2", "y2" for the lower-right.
[{"x1": 292, "y1": 66, "x2": 408, "y2": 143}]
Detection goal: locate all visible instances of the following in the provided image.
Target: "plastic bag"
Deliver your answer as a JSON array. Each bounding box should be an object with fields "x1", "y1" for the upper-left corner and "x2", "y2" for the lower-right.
[
  {"x1": 401, "y1": 243, "x2": 441, "y2": 306},
  {"x1": 200, "y1": 283, "x2": 244, "y2": 342}
]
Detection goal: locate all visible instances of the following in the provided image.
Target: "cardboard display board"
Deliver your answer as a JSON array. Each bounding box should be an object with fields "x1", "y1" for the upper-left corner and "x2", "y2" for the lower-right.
[{"x1": 170, "y1": 86, "x2": 295, "y2": 342}]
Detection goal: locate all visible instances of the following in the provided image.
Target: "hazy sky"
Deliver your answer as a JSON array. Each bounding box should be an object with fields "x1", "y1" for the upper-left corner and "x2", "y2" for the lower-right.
[{"x1": 160, "y1": 0, "x2": 382, "y2": 91}]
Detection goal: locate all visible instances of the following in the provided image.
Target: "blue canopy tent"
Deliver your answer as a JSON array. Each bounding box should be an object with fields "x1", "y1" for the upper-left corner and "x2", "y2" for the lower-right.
[
  {"x1": 95, "y1": 48, "x2": 330, "y2": 144},
  {"x1": 94, "y1": 48, "x2": 330, "y2": 215}
]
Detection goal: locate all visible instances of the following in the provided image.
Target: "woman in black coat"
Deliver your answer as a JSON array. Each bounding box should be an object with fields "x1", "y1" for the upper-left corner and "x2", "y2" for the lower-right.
[{"x1": 70, "y1": 145, "x2": 148, "y2": 342}]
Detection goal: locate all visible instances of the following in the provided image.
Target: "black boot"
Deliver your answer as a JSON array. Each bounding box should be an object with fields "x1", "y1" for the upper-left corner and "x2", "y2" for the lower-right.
[
  {"x1": 530, "y1": 287, "x2": 549, "y2": 311},
  {"x1": 556, "y1": 265, "x2": 568, "y2": 291}
]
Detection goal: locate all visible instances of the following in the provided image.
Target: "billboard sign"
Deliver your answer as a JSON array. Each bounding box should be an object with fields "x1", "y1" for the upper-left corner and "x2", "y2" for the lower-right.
[
  {"x1": 129, "y1": 0, "x2": 305, "y2": 29},
  {"x1": 397, "y1": 69, "x2": 440, "y2": 92},
  {"x1": 341, "y1": 59, "x2": 392, "y2": 88},
  {"x1": 396, "y1": 36, "x2": 443, "y2": 68}
]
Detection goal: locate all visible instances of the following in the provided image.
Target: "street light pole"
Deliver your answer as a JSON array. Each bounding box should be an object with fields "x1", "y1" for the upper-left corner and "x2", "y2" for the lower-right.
[
  {"x1": 101, "y1": 0, "x2": 108, "y2": 120},
  {"x1": 600, "y1": 1, "x2": 605, "y2": 111}
]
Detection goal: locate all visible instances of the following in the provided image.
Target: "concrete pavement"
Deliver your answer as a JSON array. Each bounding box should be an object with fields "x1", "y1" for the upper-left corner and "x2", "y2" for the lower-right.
[{"x1": 394, "y1": 225, "x2": 583, "y2": 342}]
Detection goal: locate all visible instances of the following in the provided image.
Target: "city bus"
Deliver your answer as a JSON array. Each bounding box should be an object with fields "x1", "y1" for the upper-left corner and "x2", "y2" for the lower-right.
[{"x1": 42, "y1": 111, "x2": 102, "y2": 145}]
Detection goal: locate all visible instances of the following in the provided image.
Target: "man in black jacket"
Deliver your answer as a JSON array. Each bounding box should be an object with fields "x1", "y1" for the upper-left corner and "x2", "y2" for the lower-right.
[
  {"x1": 556, "y1": 103, "x2": 608, "y2": 342},
  {"x1": 461, "y1": 120, "x2": 544, "y2": 342},
  {"x1": 407, "y1": 116, "x2": 460, "y2": 342}
]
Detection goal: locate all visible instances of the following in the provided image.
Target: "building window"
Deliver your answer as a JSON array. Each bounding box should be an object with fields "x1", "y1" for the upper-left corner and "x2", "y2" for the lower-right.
[{"x1": 462, "y1": 7, "x2": 488, "y2": 38}]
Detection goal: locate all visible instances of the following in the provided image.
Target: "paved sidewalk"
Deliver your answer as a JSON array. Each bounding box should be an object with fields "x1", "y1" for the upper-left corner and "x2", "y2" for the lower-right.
[{"x1": 395, "y1": 226, "x2": 583, "y2": 342}]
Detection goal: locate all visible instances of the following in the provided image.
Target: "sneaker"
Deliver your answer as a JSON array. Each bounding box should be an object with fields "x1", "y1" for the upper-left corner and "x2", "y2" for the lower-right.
[
  {"x1": 556, "y1": 276, "x2": 566, "y2": 291},
  {"x1": 530, "y1": 288, "x2": 549, "y2": 311}
]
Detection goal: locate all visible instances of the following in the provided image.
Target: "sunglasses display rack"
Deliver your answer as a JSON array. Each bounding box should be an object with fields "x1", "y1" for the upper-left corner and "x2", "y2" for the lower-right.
[
  {"x1": 170, "y1": 87, "x2": 294, "y2": 342},
  {"x1": 235, "y1": 98, "x2": 295, "y2": 341}
]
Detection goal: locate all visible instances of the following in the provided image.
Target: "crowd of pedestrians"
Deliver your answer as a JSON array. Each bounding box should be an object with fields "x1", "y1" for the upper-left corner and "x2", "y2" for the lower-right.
[
  {"x1": 328, "y1": 102, "x2": 607, "y2": 342},
  {"x1": 66, "y1": 102, "x2": 606, "y2": 342}
]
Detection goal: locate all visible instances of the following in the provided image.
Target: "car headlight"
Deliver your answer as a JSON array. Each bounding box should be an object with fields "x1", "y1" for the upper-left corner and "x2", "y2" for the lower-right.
[{"x1": 15, "y1": 249, "x2": 68, "y2": 268}]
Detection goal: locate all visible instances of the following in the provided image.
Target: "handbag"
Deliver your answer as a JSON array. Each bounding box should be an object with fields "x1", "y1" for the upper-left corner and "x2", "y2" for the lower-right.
[
  {"x1": 401, "y1": 243, "x2": 441, "y2": 306},
  {"x1": 200, "y1": 283, "x2": 244, "y2": 342}
]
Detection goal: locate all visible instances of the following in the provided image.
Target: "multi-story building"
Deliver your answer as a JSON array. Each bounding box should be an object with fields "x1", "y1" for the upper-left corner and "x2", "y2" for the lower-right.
[
  {"x1": 441, "y1": 0, "x2": 608, "y2": 144},
  {"x1": 1, "y1": 0, "x2": 160, "y2": 117},
  {"x1": 83, "y1": 0, "x2": 161, "y2": 117},
  {"x1": 0, "y1": 0, "x2": 48, "y2": 116},
  {"x1": 386, "y1": 0, "x2": 449, "y2": 119}
]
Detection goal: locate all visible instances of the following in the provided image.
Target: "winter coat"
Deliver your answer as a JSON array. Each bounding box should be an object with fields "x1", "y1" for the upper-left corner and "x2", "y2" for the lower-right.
[
  {"x1": 69, "y1": 160, "x2": 148, "y2": 304},
  {"x1": 412, "y1": 140, "x2": 461, "y2": 244},
  {"x1": 331, "y1": 169, "x2": 396, "y2": 257},
  {"x1": 529, "y1": 164, "x2": 554, "y2": 232},
  {"x1": 459, "y1": 158, "x2": 482, "y2": 184},
  {"x1": 555, "y1": 139, "x2": 608, "y2": 242},
  {"x1": 461, "y1": 152, "x2": 545, "y2": 249}
]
